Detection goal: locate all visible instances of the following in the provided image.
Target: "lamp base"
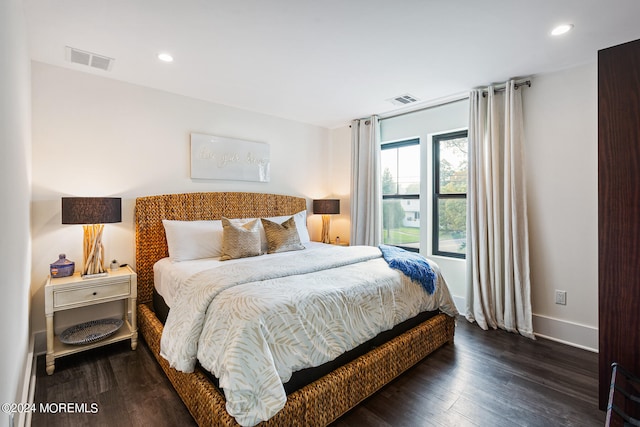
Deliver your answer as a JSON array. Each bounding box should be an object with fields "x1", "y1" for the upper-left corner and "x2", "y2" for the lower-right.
[
  {"x1": 83, "y1": 224, "x2": 106, "y2": 276},
  {"x1": 321, "y1": 215, "x2": 331, "y2": 244}
]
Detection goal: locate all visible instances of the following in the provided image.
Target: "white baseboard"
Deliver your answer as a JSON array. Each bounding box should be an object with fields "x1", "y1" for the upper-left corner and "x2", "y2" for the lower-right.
[
  {"x1": 532, "y1": 313, "x2": 598, "y2": 352},
  {"x1": 14, "y1": 333, "x2": 36, "y2": 427},
  {"x1": 452, "y1": 295, "x2": 598, "y2": 352}
]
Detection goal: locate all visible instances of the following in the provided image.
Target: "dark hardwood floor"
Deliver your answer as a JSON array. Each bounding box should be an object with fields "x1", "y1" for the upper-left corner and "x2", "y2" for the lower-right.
[{"x1": 32, "y1": 318, "x2": 604, "y2": 427}]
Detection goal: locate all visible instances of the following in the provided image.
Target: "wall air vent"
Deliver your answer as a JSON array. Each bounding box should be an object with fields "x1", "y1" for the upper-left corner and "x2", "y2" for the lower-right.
[
  {"x1": 65, "y1": 46, "x2": 114, "y2": 71},
  {"x1": 387, "y1": 93, "x2": 420, "y2": 106}
]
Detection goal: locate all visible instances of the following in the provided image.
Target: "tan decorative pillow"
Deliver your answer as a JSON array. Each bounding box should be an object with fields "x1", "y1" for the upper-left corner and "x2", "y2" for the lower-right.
[
  {"x1": 220, "y1": 217, "x2": 262, "y2": 260},
  {"x1": 261, "y1": 217, "x2": 305, "y2": 254}
]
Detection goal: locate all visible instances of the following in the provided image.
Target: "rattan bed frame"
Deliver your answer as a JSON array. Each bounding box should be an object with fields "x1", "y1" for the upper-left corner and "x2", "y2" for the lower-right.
[{"x1": 135, "y1": 191, "x2": 455, "y2": 426}]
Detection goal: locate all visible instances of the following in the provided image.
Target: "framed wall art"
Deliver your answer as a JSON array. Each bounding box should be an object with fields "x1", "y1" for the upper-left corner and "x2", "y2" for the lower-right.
[{"x1": 190, "y1": 133, "x2": 270, "y2": 182}]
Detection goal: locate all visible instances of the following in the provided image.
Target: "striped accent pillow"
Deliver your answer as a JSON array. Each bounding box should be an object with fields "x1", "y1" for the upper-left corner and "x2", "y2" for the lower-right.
[{"x1": 261, "y1": 217, "x2": 305, "y2": 254}]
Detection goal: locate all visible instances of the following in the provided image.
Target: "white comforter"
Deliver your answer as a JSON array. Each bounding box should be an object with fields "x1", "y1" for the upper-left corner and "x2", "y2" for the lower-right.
[{"x1": 160, "y1": 245, "x2": 457, "y2": 426}]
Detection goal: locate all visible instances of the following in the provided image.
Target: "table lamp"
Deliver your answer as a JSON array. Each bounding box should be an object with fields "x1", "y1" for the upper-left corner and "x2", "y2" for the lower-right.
[
  {"x1": 313, "y1": 199, "x2": 340, "y2": 244},
  {"x1": 62, "y1": 197, "x2": 122, "y2": 277}
]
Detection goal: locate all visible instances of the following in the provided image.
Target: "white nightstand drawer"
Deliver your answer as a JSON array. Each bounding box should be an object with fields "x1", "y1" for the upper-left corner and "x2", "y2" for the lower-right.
[{"x1": 54, "y1": 280, "x2": 130, "y2": 308}]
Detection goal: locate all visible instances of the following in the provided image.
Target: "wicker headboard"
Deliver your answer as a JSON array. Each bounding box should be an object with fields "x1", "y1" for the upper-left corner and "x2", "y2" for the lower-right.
[{"x1": 134, "y1": 192, "x2": 307, "y2": 304}]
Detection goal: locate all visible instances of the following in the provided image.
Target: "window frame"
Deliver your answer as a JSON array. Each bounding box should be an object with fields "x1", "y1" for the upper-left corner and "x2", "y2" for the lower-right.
[
  {"x1": 381, "y1": 138, "x2": 420, "y2": 253},
  {"x1": 432, "y1": 130, "x2": 468, "y2": 259}
]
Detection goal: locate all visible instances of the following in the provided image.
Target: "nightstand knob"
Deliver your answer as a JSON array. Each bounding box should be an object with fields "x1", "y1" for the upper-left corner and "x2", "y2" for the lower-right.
[{"x1": 92, "y1": 292, "x2": 97, "y2": 296}]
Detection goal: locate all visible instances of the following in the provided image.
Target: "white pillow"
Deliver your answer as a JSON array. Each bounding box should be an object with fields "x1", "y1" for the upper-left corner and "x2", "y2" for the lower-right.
[{"x1": 162, "y1": 220, "x2": 223, "y2": 262}]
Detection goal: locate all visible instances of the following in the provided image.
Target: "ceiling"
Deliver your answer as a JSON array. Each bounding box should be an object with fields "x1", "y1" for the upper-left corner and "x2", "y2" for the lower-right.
[{"x1": 24, "y1": 0, "x2": 640, "y2": 129}]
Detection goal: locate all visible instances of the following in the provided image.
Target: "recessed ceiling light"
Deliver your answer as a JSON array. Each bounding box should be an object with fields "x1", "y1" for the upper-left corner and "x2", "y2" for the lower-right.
[
  {"x1": 551, "y1": 24, "x2": 574, "y2": 36},
  {"x1": 158, "y1": 53, "x2": 174, "y2": 62}
]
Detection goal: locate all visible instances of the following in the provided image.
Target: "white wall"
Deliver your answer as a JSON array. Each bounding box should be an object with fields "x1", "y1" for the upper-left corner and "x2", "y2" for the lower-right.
[
  {"x1": 0, "y1": 0, "x2": 32, "y2": 425},
  {"x1": 328, "y1": 125, "x2": 352, "y2": 242},
  {"x1": 30, "y1": 62, "x2": 332, "y2": 337},
  {"x1": 523, "y1": 62, "x2": 598, "y2": 351}
]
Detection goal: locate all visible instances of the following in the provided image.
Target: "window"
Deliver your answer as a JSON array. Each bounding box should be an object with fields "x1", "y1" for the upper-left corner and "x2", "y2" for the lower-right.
[
  {"x1": 432, "y1": 130, "x2": 468, "y2": 258},
  {"x1": 381, "y1": 138, "x2": 420, "y2": 252}
]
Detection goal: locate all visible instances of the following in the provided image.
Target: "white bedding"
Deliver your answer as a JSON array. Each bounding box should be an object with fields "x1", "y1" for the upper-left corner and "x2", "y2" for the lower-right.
[{"x1": 158, "y1": 244, "x2": 457, "y2": 426}]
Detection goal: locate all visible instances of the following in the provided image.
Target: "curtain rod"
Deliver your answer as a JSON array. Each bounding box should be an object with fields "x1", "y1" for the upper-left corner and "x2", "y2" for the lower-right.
[{"x1": 482, "y1": 79, "x2": 531, "y2": 97}]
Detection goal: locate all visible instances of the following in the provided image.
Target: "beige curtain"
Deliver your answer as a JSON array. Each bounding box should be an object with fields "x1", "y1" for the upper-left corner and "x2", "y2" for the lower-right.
[
  {"x1": 466, "y1": 81, "x2": 534, "y2": 338},
  {"x1": 350, "y1": 116, "x2": 381, "y2": 246}
]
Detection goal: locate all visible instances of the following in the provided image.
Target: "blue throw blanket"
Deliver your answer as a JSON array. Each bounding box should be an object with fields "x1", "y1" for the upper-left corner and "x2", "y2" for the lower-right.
[{"x1": 378, "y1": 244, "x2": 436, "y2": 295}]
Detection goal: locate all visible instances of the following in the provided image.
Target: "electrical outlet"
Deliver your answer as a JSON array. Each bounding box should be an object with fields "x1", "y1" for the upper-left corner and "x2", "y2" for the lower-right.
[{"x1": 555, "y1": 290, "x2": 567, "y2": 305}]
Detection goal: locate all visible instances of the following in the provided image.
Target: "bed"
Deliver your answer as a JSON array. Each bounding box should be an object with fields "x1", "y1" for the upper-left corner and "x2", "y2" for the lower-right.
[{"x1": 135, "y1": 191, "x2": 456, "y2": 427}]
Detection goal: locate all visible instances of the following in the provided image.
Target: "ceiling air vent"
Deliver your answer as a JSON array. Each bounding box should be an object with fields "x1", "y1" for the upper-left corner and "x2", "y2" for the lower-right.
[
  {"x1": 65, "y1": 46, "x2": 114, "y2": 71},
  {"x1": 387, "y1": 93, "x2": 420, "y2": 106}
]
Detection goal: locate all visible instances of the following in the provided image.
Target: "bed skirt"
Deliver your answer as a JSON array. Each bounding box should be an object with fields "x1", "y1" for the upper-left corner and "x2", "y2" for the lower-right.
[{"x1": 138, "y1": 303, "x2": 455, "y2": 426}]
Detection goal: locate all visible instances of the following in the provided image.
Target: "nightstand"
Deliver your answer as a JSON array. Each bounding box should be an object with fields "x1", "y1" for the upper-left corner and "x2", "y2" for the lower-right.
[{"x1": 45, "y1": 265, "x2": 137, "y2": 375}]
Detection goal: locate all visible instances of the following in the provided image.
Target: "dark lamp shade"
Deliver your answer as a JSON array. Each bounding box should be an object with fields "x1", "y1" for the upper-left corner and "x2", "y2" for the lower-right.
[
  {"x1": 313, "y1": 199, "x2": 340, "y2": 215},
  {"x1": 62, "y1": 197, "x2": 122, "y2": 224}
]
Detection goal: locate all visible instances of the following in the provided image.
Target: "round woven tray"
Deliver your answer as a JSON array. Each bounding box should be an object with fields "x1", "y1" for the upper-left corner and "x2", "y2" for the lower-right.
[{"x1": 60, "y1": 318, "x2": 124, "y2": 345}]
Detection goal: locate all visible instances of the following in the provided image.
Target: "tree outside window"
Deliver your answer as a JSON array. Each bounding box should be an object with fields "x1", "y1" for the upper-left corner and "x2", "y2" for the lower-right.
[
  {"x1": 381, "y1": 139, "x2": 420, "y2": 252},
  {"x1": 433, "y1": 130, "x2": 468, "y2": 258}
]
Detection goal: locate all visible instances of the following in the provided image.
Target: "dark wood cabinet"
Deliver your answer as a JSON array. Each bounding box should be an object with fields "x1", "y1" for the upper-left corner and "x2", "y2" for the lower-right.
[{"x1": 598, "y1": 38, "x2": 640, "y2": 410}]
